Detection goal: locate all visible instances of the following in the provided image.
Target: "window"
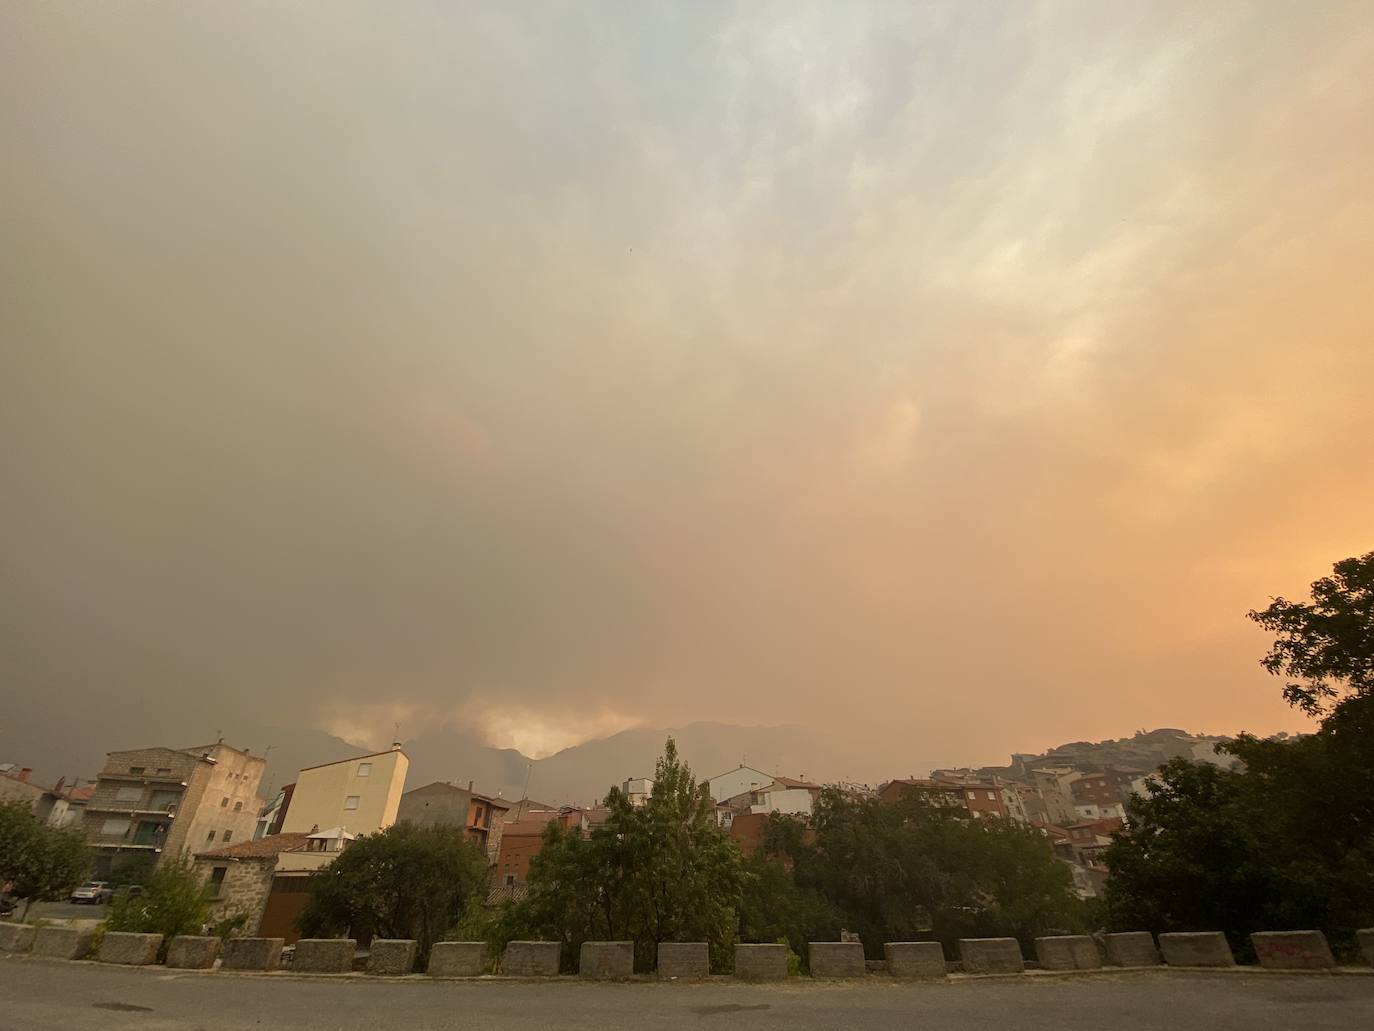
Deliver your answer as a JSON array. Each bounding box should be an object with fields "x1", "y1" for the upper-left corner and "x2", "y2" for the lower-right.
[
  {"x1": 357, "y1": 762, "x2": 372, "y2": 777},
  {"x1": 115, "y1": 786, "x2": 142, "y2": 802},
  {"x1": 234, "y1": 801, "x2": 243, "y2": 811},
  {"x1": 988, "y1": 791, "x2": 996, "y2": 800},
  {"x1": 220, "y1": 796, "x2": 229, "y2": 807},
  {"x1": 505, "y1": 874, "x2": 516, "y2": 886},
  {"x1": 206, "y1": 830, "x2": 216, "y2": 842},
  {"x1": 101, "y1": 818, "x2": 131, "y2": 837},
  {"x1": 222, "y1": 830, "x2": 233, "y2": 843},
  {"x1": 208, "y1": 867, "x2": 227, "y2": 897},
  {"x1": 129, "y1": 767, "x2": 145, "y2": 775},
  {"x1": 344, "y1": 795, "x2": 360, "y2": 810},
  {"x1": 156, "y1": 768, "x2": 172, "y2": 776}
]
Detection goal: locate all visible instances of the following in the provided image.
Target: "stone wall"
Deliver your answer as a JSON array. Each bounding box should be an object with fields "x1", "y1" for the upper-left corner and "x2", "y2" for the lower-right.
[
  {"x1": 1250, "y1": 931, "x2": 1334, "y2": 970},
  {"x1": 196, "y1": 856, "x2": 275, "y2": 934},
  {"x1": 656, "y1": 942, "x2": 708, "y2": 979},
  {"x1": 503, "y1": 941, "x2": 560, "y2": 976},
  {"x1": 98, "y1": 932, "x2": 161, "y2": 965},
  {"x1": 293, "y1": 938, "x2": 356, "y2": 973},
  {"x1": 884, "y1": 942, "x2": 946, "y2": 978},
  {"x1": 429, "y1": 942, "x2": 486, "y2": 977},
  {"x1": 1035, "y1": 935, "x2": 1100, "y2": 971},
  {"x1": 1158, "y1": 932, "x2": 1234, "y2": 967},
  {"x1": 579, "y1": 941, "x2": 633, "y2": 979},
  {"x1": 1359, "y1": 928, "x2": 1374, "y2": 967},
  {"x1": 32, "y1": 927, "x2": 95, "y2": 960},
  {"x1": 0, "y1": 923, "x2": 36, "y2": 953},
  {"x1": 809, "y1": 942, "x2": 865, "y2": 978},
  {"x1": 221, "y1": 937, "x2": 284, "y2": 971},
  {"x1": 958, "y1": 938, "x2": 1024, "y2": 974},
  {"x1": 734, "y1": 943, "x2": 787, "y2": 980},
  {"x1": 368, "y1": 939, "x2": 418, "y2": 975},
  {"x1": 1103, "y1": 932, "x2": 1159, "y2": 966},
  {"x1": 166, "y1": 936, "x2": 220, "y2": 969}
]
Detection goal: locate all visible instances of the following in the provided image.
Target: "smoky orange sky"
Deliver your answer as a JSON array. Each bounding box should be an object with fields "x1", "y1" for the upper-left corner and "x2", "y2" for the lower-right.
[{"x1": 3, "y1": 3, "x2": 1371, "y2": 765}]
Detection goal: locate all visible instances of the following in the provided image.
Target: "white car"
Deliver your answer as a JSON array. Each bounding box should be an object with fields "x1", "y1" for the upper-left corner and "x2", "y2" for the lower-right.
[{"x1": 69, "y1": 881, "x2": 112, "y2": 905}]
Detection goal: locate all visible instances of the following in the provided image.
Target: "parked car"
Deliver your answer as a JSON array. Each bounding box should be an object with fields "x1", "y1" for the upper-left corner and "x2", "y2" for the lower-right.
[
  {"x1": 111, "y1": 884, "x2": 143, "y2": 900},
  {"x1": 69, "y1": 881, "x2": 113, "y2": 905}
]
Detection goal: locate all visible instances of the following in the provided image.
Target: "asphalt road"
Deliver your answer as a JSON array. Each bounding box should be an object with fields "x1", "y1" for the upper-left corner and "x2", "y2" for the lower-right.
[{"x1": 2, "y1": 956, "x2": 1372, "y2": 1031}]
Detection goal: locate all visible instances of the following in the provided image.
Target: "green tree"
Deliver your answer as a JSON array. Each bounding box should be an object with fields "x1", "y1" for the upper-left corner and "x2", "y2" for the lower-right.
[
  {"x1": 0, "y1": 801, "x2": 90, "y2": 920},
  {"x1": 504, "y1": 738, "x2": 746, "y2": 972},
  {"x1": 104, "y1": 856, "x2": 211, "y2": 958},
  {"x1": 298, "y1": 822, "x2": 488, "y2": 970},
  {"x1": 1248, "y1": 550, "x2": 1374, "y2": 716},
  {"x1": 1106, "y1": 552, "x2": 1374, "y2": 957},
  {"x1": 783, "y1": 788, "x2": 1081, "y2": 958}
]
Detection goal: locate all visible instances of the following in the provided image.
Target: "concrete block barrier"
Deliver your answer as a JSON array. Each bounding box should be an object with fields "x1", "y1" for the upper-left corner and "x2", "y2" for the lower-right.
[
  {"x1": 166, "y1": 935, "x2": 220, "y2": 969},
  {"x1": 1158, "y1": 932, "x2": 1235, "y2": 967},
  {"x1": 1035, "y1": 935, "x2": 1101, "y2": 971},
  {"x1": 0, "y1": 923, "x2": 36, "y2": 953},
  {"x1": 98, "y1": 931, "x2": 162, "y2": 966},
  {"x1": 429, "y1": 942, "x2": 486, "y2": 977},
  {"x1": 1250, "y1": 931, "x2": 1334, "y2": 970},
  {"x1": 221, "y1": 937, "x2": 284, "y2": 971},
  {"x1": 657, "y1": 942, "x2": 709, "y2": 979},
  {"x1": 1359, "y1": 929, "x2": 1374, "y2": 967},
  {"x1": 292, "y1": 938, "x2": 356, "y2": 974},
  {"x1": 809, "y1": 942, "x2": 865, "y2": 978},
  {"x1": 33, "y1": 926, "x2": 96, "y2": 960},
  {"x1": 503, "y1": 941, "x2": 561, "y2": 976},
  {"x1": 884, "y1": 942, "x2": 946, "y2": 978},
  {"x1": 1103, "y1": 932, "x2": 1159, "y2": 967},
  {"x1": 734, "y1": 943, "x2": 788, "y2": 980},
  {"x1": 958, "y1": 938, "x2": 1024, "y2": 974},
  {"x1": 579, "y1": 941, "x2": 633, "y2": 979},
  {"x1": 367, "y1": 939, "x2": 418, "y2": 976}
]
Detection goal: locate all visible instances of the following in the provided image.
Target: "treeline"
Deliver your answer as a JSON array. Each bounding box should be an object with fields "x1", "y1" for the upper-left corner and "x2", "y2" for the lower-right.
[{"x1": 1104, "y1": 551, "x2": 1374, "y2": 959}]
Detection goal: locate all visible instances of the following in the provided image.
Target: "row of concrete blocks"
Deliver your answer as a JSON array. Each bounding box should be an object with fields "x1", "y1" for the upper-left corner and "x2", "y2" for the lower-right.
[{"x1": 3, "y1": 924, "x2": 1370, "y2": 977}]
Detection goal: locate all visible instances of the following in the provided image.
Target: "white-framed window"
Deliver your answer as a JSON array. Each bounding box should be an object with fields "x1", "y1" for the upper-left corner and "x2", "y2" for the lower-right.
[
  {"x1": 988, "y1": 791, "x2": 996, "y2": 800},
  {"x1": 357, "y1": 762, "x2": 372, "y2": 777},
  {"x1": 344, "y1": 795, "x2": 360, "y2": 810}
]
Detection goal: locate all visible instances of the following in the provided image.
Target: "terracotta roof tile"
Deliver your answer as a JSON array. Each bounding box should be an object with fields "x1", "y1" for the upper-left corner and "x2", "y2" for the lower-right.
[{"x1": 195, "y1": 832, "x2": 311, "y2": 861}]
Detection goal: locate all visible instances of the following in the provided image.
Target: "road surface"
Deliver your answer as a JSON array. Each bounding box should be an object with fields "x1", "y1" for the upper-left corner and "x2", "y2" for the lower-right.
[{"x1": 2, "y1": 956, "x2": 1371, "y2": 1031}]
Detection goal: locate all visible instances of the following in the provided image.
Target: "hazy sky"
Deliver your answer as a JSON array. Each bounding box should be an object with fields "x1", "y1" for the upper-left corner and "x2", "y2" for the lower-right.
[{"x1": 3, "y1": 2, "x2": 1371, "y2": 763}]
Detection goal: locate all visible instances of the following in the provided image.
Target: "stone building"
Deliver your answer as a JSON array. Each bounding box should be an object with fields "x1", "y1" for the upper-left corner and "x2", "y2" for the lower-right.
[
  {"x1": 194, "y1": 832, "x2": 310, "y2": 935},
  {"x1": 83, "y1": 742, "x2": 266, "y2": 878}
]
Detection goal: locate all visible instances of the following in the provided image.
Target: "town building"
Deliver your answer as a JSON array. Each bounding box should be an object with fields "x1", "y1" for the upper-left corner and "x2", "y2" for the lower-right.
[
  {"x1": 278, "y1": 745, "x2": 408, "y2": 841},
  {"x1": 620, "y1": 777, "x2": 652, "y2": 807},
  {"x1": 495, "y1": 807, "x2": 587, "y2": 886},
  {"x1": 83, "y1": 742, "x2": 265, "y2": 878},
  {"x1": 705, "y1": 765, "x2": 775, "y2": 806},
  {"x1": 194, "y1": 832, "x2": 311, "y2": 940},
  {"x1": 0, "y1": 765, "x2": 89, "y2": 829},
  {"x1": 396, "y1": 781, "x2": 511, "y2": 860}
]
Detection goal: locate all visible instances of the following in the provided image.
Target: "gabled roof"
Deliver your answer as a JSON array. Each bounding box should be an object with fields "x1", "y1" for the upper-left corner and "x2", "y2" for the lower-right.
[
  {"x1": 196, "y1": 832, "x2": 311, "y2": 861},
  {"x1": 298, "y1": 747, "x2": 408, "y2": 773},
  {"x1": 771, "y1": 776, "x2": 821, "y2": 790}
]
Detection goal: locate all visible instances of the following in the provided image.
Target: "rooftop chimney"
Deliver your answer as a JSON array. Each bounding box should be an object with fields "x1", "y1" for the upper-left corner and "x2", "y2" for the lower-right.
[{"x1": 18, "y1": 768, "x2": 32, "y2": 783}]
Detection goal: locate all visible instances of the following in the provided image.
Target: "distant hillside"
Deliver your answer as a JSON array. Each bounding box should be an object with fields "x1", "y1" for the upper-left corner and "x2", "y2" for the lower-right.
[{"x1": 967, "y1": 728, "x2": 1235, "y2": 782}]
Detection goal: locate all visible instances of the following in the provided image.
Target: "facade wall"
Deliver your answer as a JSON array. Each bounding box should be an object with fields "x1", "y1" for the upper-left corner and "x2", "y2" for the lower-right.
[
  {"x1": 280, "y1": 749, "x2": 408, "y2": 836},
  {"x1": 0, "y1": 773, "x2": 46, "y2": 810},
  {"x1": 749, "y1": 787, "x2": 814, "y2": 816},
  {"x1": 706, "y1": 767, "x2": 773, "y2": 804},
  {"x1": 167, "y1": 745, "x2": 266, "y2": 862},
  {"x1": 194, "y1": 856, "x2": 275, "y2": 934}
]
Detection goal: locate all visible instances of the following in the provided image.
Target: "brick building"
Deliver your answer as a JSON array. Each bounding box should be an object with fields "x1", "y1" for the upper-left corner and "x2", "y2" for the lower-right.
[{"x1": 83, "y1": 742, "x2": 265, "y2": 878}]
